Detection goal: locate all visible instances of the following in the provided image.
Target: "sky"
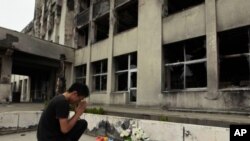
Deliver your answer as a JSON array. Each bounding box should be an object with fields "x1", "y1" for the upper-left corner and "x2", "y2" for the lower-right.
[{"x1": 0, "y1": 0, "x2": 35, "y2": 32}]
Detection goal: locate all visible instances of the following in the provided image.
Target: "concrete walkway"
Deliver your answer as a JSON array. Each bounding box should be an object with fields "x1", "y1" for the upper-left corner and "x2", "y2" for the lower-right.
[
  {"x1": 1, "y1": 103, "x2": 250, "y2": 127},
  {"x1": 0, "y1": 131, "x2": 96, "y2": 141}
]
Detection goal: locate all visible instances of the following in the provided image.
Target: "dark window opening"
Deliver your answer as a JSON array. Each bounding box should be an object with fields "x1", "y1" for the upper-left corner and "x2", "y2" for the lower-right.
[
  {"x1": 130, "y1": 89, "x2": 136, "y2": 102},
  {"x1": 165, "y1": 65, "x2": 184, "y2": 89},
  {"x1": 67, "y1": 0, "x2": 75, "y2": 11},
  {"x1": 166, "y1": 0, "x2": 204, "y2": 15},
  {"x1": 165, "y1": 42, "x2": 184, "y2": 63},
  {"x1": 117, "y1": 72, "x2": 128, "y2": 91},
  {"x1": 92, "y1": 60, "x2": 108, "y2": 91},
  {"x1": 130, "y1": 52, "x2": 137, "y2": 69},
  {"x1": 164, "y1": 37, "x2": 207, "y2": 90},
  {"x1": 116, "y1": 54, "x2": 128, "y2": 70},
  {"x1": 94, "y1": 14, "x2": 110, "y2": 42},
  {"x1": 115, "y1": 53, "x2": 137, "y2": 92},
  {"x1": 77, "y1": 25, "x2": 89, "y2": 49},
  {"x1": 186, "y1": 63, "x2": 207, "y2": 88},
  {"x1": 115, "y1": 0, "x2": 138, "y2": 34},
  {"x1": 79, "y1": 0, "x2": 90, "y2": 12},
  {"x1": 93, "y1": 0, "x2": 110, "y2": 19},
  {"x1": 219, "y1": 27, "x2": 250, "y2": 88},
  {"x1": 220, "y1": 57, "x2": 249, "y2": 88},
  {"x1": 131, "y1": 72, "x2": 137, "y2": 88},
  {"x1": 76, "y1": 9, "x2": 90, "y2": 28},
  {"x1": 75, "y1": 65, "x2": 87, "y2": 84}
]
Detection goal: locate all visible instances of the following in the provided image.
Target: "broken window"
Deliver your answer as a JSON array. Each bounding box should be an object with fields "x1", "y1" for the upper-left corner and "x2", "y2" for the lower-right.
[
  {"x1": 93, "y1": 14, "x2": 110, "y2": 42},
  {"x1": 93, "y1": 0, "x2": 110, "y2": 19},
  {"x1": 164, "y1": 36, "x2": 207, "y2": 91},
  {"x1": 56, "y1": 0, "x2": 62, "y2": 16},
  {"x1": 115, "y1": 52, "x2": 137, "y2": 92},
  {"x1": 165, "y1": 0, "x2": 204, "y2": 15},
  {"x1": 77, "y1": 25, "x2": 89, "y2": 48},
  {"x1": 75, "y1": 64, "x2": 86, "y2": 84},
  {"x1": 92, "y1": 60, "x2": 107, "y2": 91},
  {"x1": 79, "y1": 0, "x2": 90, "y2": 12},
  {"x1": 76, "y1": 0, "x2": 90, "y2": 28},
  {"x1": 67, "y1": 0, "x2": 75, "y2": 11},
  {"x1": 219, "y1": 26, "x2": 250, "y2": 88},
  {"x1": 115, "y1": 0, "x2": 138, "y2": 34}
]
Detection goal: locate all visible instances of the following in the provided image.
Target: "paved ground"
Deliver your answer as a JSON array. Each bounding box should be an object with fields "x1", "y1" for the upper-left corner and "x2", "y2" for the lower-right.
[
  {"x1": 0, "y1": 131, "x2": 96, "y2": 141},
  {"x1": 1, "y1": 103, "x2": 250, "y2": 127},
  {"x1": 0, "y1": 103, "x2": 44, "y2": 113}
]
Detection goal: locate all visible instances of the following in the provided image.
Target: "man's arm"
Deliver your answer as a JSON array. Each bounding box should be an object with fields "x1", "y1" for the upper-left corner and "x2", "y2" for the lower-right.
[{"x1": 59, "y1": 101, "x2": 87, "y2": 134}]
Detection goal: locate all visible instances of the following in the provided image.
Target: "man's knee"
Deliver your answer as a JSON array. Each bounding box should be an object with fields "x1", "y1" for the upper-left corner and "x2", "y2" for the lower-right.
[{"x1": 77, "y1": 119, "x2": 88, "y2": 130}]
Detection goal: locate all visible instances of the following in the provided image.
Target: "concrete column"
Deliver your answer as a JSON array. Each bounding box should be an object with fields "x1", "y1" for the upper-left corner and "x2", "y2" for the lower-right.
[
  {"x1": 0, "y1": 52, "x2": 12, "y2": 101},
  {"x1": 1, "y1": 54, "x2": 12, "y2": 84},
  {"x1": 106, "y1": 0, "x2": 115, "y2": 104},
  {"x1": 205, "y1": 0, "x2": 219, "y2": 99},
  {"x1": 137, "y1": 0, "x2": 163, "y2": 106},
  {"x1": 64, "y1": 0, "x2": 75, "y2": 46},
  {"x1": 86, "y1": 0, "x2": 94, "y2": 102}
]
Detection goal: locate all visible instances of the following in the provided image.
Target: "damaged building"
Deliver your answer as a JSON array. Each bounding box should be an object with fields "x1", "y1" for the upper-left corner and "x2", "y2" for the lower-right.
[{"x1": 1, "y1": 0, "x2": 250, "y2": 113}]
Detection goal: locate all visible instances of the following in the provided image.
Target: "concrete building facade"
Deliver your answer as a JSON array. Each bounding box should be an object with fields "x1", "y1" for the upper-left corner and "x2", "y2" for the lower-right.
[{"x1": 15, "y1": 0, "x2": 250, "y2": 112}]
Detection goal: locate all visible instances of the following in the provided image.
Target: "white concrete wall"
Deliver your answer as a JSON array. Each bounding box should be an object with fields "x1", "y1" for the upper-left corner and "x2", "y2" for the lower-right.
[
  {"x1": 0, "y1": 111, "x2": 42, "y2": 132},
  {"x1": 0, "y1": 111, "x2": 229, "y2": 141},
  {"x1": 82, "y1": 114, "x2": 229, "y2": 141},
  {"x1": 163, "y1": 4, "x2": 205, "y2": 44},
  {"x1": 89, "y1": 93, "x2": 109, "y2": 104},
  {"x1": 10, "y1": 75, "x2": 30, "y2": 102},
  {"x1": 217, "y1": 0, "x2": 250, "y2": 31},
  {"x1": 91, "y1": 39, "x2": 109, "y2": 62},
  {"x1": 113, "y1": 28, "x2": 138, "y2": 56},
  {"x1": 0, "y1": 84, "x2": 11, "y2": 102},
  {"x1": 75, "y1": 47, "x2": 89, "y2": 65},
  {"x1": 110, "y1": 92, "x2": 129, "y2": 105}
]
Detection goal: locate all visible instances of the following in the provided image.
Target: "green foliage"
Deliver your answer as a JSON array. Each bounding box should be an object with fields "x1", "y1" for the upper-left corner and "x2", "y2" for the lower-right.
[
  {"x1": 85, "y1": 107, "x2": 105, "y2": 115},
  {"x1": 44, "y1": 100, "x2": 49, "y2": 109},
  {"x1": 159, "y1": 115, "x2": 168, "y2": 122}
]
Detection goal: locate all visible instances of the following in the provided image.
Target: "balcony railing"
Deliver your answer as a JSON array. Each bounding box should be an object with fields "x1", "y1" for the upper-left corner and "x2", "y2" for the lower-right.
[
  {"x1": 93, "y1": 0, "x2": 110, "y2": 19},
  {"x1": 76, "y1": 9, "x2": 90, "y2": 28}
]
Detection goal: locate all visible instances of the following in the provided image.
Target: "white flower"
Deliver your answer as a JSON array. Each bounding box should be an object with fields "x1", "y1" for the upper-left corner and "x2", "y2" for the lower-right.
[{"x1": 120, "y1": 124, "x2": 150, "y2": 141}]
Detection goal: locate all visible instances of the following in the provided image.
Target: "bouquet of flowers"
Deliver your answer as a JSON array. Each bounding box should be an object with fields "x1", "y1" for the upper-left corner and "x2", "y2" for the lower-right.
[{"x1": 120, "y1": 124, "x2": 149, "y2": 141}]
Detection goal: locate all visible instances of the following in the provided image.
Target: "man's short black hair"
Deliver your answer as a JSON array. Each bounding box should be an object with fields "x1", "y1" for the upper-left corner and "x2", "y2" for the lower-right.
[{"x1": 67, "y1": 83, "x2": 89, "y2": 97}]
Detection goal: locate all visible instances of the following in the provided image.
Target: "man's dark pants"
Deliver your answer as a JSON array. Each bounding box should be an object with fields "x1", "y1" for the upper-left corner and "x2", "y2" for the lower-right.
[{"x1": 65, "y1": 119, "x2": 88, "y2": 141}]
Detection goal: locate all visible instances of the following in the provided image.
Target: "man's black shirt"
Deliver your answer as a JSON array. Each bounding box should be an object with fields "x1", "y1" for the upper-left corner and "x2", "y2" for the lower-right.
[{"x1": 37, "y1": 95, "x2": 69, "y2": 141}]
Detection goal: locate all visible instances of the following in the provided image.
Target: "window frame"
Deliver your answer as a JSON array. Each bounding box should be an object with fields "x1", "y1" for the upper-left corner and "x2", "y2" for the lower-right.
[{"x1": 164, "y1": 37, "x2": 207, "y2": 92}]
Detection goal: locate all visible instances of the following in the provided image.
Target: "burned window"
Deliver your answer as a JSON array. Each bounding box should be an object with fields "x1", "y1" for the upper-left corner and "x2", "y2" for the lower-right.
[
  {"x1": 92, "y1": 60, "x2": 107, "y2": 91},
  {"x1": 93, "y1": 14, "x2": 110, "y2": 43},
  {"x1": 79, "y1": 0, "x2": 90, "y2": 12},
  {"x1": 93, "y1": 0, "x2": 110, "y2": 19},
  {"x1": 75, "y1": 64, "x2": 87, "y2": 84},
  {"x1": 77, "y1": 25, "x2": 89, "y2": 48},
  {"x1": 76, "y1": 10, "x2": 90, "y2": 28},
  {"x1": 115, "y1": 0, "x2": 138, "y2": 34},
  {"x1": 115, "y1": 52, "x2": 137, "y2": 91},
  {"x1": 219, "y1": 27, "x2": 250, "y2": 88},
  {"x1": 76, "y1": 0, "x2": 90, "y2": 29},
  {"x1": 165, "y1": 0, "x2": 204, "y2": 15},
  {"x1": 164, "y1": 37, "x2": 207, "y2": 90},
  {"x1": 67, "y1": 0, "x2": 75, "y2": 11}
]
